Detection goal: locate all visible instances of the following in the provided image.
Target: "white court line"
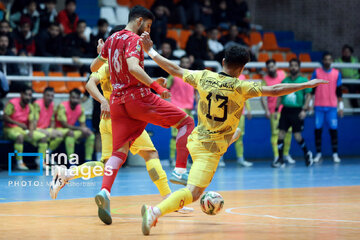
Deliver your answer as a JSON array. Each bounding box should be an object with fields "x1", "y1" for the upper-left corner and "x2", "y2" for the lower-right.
[
  {"x1": 1, "y1": 213, "x2": 360, "y2": 230},
  {"x1": 226, "y1": 203, "x2": 360, "y2": 223}
]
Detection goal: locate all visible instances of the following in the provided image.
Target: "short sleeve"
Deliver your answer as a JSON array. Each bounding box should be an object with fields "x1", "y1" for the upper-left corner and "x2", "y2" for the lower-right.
[
  {"x1": 90, "y1": 63, "x2": 108, "y2": 83},
  {"x1": 183, "y1": 70, "x2": 204, "y2": 88},
  {"x1": 4, "y1": 102, "x2": 14, "y2": 116},
  {"x1": 56, "y1": 104, "x2": 67, "y2": 123},
  {"x1": 78, "y1": 107, "x2": 86, "y2": 123},
  {"x1": 125, "y1": 36, "x2": 142, "y2": 60},
  {"x1": 237, "y1": 81, "x2": 263, "y2": 99}
]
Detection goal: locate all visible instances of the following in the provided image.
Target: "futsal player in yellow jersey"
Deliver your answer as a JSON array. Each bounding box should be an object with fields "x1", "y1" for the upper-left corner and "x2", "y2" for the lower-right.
[
  {"x1": 50, "y1": 60, "x2": 193, "y2": 215},
  {"x1": 139, "y1": 32, "x2": 328, "y2": 235}
]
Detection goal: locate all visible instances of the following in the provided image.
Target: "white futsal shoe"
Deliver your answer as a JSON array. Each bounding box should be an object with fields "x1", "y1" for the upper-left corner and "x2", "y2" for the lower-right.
[
  {"x1": 49, "y1": 165, "x2": 68, "y2": 199},
  {"x1": 333, "y1": 153, "x2": 341, "y2": 163}
]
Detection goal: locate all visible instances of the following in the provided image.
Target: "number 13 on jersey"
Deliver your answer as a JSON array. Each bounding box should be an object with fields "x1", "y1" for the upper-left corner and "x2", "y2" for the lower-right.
[{"x1": 206, "y1": 93, "x2": 229, "y2": 122}]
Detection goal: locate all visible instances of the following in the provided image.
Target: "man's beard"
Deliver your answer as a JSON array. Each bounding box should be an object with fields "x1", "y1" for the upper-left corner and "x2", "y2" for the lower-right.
[
  {"x1": 137, "y1": 24, "x2": 145, "y2": 35},
  {"x1": 290, "y1": 70, "x2": 299, "y2": 76}
]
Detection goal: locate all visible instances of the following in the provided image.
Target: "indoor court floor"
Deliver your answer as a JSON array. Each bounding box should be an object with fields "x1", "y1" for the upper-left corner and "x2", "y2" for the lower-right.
[{"x1": 1, "y1": 158, "x2": 360, "y2": 240}]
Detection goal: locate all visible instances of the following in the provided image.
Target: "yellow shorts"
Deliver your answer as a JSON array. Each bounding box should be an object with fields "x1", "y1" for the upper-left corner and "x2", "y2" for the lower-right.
[
  {"x1": 99, "y1": 118, "x2": 156, "y2": 162},
  {"x1": 4, "y1": 127, "x2": 47, "y2": 145},
  {"x1": 186, "y1": 136, "x2": 222, "y2": 188}
]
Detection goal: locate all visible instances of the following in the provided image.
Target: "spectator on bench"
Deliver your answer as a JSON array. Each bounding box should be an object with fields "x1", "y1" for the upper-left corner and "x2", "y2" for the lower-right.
[
  {"x1": 33, "y1": 87, "x2": 64, "y2": 160},
  {"x1": 335, "y1": 44, "x2": 360, "y2": 108},
  {"x1": 10, "y1": 0, "x2": 40, "y2": 36},
  {"x1": 55, "y1": 88, "x2": 94, "y2": 162},
  {"x1": 3, "y1": 85, "x2": 49, "y2": 170},
  {"x1": 13, "y1": 16, "x2": 36, "y2": 56}
]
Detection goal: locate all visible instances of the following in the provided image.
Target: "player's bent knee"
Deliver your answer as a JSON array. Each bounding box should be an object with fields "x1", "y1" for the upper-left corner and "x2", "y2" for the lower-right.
[
  {"x1": 140, "y1": 150, "x2": 159, "y2": 162},
  {"x1": 187, "y1": 185, "x2": 205, "y2": 201},
  {"x1": 16, "y1": 134, "x2": 24, "y2": 143}
]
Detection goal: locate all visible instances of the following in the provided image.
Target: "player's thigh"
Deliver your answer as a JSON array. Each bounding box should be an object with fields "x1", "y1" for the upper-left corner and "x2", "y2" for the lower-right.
[
  {"x1": 100, "y1": 119, "x2": 113, "y2": 162},
  {"x1": 130, "y1": 130, "x2": 156, "y2": 155},
  {"x1": 126, "y1": 94, "x2": 187, "y2": 128},
  {"x1": 315, "y1": 107, "x2": 325, "y2": 129},
  {"x1": 4, "y1": 127, "x2": 25, "y2": 141},
  {"x1": 111, "y1": 101, "x2": 147, "y2": 152},
  {"x1": 73, "y1": 130, "x2": 83, "y2": 140},
  {"x1": 56, "y1": 128, "x2": 70, "y2": 136},
  {"x1": 28, "y1": 130, "x2": 47, "y2": 143},
  {"x1": 325, "y1": 107, "x2": 338, "y2": 129},
  {"x1": 278, "y1": 113, "x2": 290, "y2": 132},
  {"x1": 187, "y1": 140, "x2": 221, "y2": 188}
]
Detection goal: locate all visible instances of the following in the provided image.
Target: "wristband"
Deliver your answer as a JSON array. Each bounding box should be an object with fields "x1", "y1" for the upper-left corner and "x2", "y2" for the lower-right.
[
  {"x1": 148, "y1": 48, "x2": 158, "y2": 58},
  {"x1": 150, "y1": 81, "x2": 167, "y2": 95},
  {"x1": 97, "y1": 54, "x2": 106, "y2": 62},
  {"x1": 339, "y1": 101, "x2": 344, "y2": 110}
]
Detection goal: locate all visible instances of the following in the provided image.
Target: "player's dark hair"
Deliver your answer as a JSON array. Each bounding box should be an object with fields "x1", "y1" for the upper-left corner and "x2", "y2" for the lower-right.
[
  {"x1": 322, "y1": 51, "x2": 332, "y2": 59},
  {"x1": 128, "y1": 5, "x2": 155, "y2": 22},
  {"x1": 77, "y1": 19, "x2": 86, "y2": 26},
  {"x1": 65, "y1": 0, "x2": 76, "y2": 5},
  {"x1": 342, "y1": 44, "x2": 354, "y2": 53},
  {"x1": 224, "y1": 45, "x2": 250, "y2": 69},
  {"x1": 97, "y1": 18, "x2": 109, "y2": 27},
  {"x1": 266, "y1": 59, "x2": 276, "y2": 66},
  {"x1": 180, "y1": 55, "x2": 189, "y2": 61},
  {"x1": 69, "y1": 88, "x2": 81, "y2": 96},
  {"x1": 109, "y1": 25, "x2": 126, "y2": 36},
  {"x1": 44, "y1": 87, "x2": 54, "y2": 93},
  {"x1": 289, "y1": 58, "x2": 300, "y2": 67},
  {"x1": 20, "y1": 85, "x2": 33, "y2": 93}
]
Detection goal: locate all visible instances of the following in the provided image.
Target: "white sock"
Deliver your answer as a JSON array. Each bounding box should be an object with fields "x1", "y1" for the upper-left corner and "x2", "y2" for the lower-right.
[
  {"x1": 174, "y1": 167, "x2": 186, "y2": 174},
  {"x1": 152, "y1": 206, "x2": 161, "y2": 218},
  {"x1": 102, "y1": 188, "x2": 111, "y2": 199},
  {"x1": 17, "y1": 159, "x2": 24, "y2": 165},
  {"x1": 96, "y1": 152, "x2": 102, "y2": 161}
]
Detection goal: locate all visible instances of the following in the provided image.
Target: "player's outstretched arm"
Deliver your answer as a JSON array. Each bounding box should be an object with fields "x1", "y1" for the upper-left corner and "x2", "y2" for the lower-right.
[
  {"x1": 262, "y1": 79, "x2": 328, "y2": 97},
  {"x1": 140, "y1": 32, "x2": 185, "y2": 79}
]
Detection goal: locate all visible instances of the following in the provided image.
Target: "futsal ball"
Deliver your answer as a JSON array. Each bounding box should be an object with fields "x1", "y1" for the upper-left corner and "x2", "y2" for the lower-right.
[{"x1": 200, "y1": 191, "x2": 224, "y2": 215}]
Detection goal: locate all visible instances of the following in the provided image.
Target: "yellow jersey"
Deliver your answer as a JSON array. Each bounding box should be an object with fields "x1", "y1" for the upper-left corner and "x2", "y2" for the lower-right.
[
  {"x1": 183, "y1": 70, "x2": 262, "y2": 154},
  {"x1": 90, "y1": 63, "x2": 112, "y2": 101}
]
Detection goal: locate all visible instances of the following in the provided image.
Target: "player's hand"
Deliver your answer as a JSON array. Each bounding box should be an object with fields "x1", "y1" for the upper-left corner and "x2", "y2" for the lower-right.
[
  {"x1": 97, "y1": 39, "x2": 104, "y2": 54},
  {"x1": 18, "y1": 123, "x2": 27, "y2": 130},
  {"x1": 80, "y1": 127, "x2": 92, "y2": 137},
  {"x1": 100, "y1": 100, "x2": 111, "y2": 119},
  {"x1": 338, "y1": 109, "x2": 344, "y2": 118},
  {"x1": 156, "y1": 77, "x2": 167, "y2": 88},
  {"x1": 246, "y1": 112, "x2": 252, "y2": 120},
  {"x1": 160, "y1": 90, "x2": 171, "y2": 99},
  {"x1": 299, "y1": 110, "x2": 307, "y2": 120},
  {"x1": 306, "y1": 79, "x2": 328, "y2": 88},
  {"x1": 265, "y1": 110, "x2": 271, "y2": 119},
  {"x1": 140, "y1": 32, "x2": 153, "y2": 53}
]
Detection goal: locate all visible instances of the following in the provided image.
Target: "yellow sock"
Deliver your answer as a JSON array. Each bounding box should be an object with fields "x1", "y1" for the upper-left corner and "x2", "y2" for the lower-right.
[
  {"x1": 156, "y1": 188, "x2": 193, "y2": 216},
  {"x1": 271, "y1": 133, "x2": 279, "y2": 158},
  {"x1": 71, "y1": 161, "x2": 104, "y2": 180},
  {"x1": 146, "y1": 158, "x2": 171, "y2": 197},
  {"x1": 283, "y1": 130, "x2": 292, "y2": 156}
]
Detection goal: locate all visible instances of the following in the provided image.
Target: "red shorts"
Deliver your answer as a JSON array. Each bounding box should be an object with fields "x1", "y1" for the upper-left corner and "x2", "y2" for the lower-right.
[{"x1": 110, "y1": 93, "x2": 187, "y2": 151}]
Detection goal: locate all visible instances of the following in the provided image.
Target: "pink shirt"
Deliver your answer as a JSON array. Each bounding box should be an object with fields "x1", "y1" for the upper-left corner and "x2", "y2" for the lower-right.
[
  {"x1": 35, "y1": 99, "x2": 54, "y2": 129},
  {"x1": 170, "y1": 76, "x2": 194, "y2": 110},
  {"x1": 314, "y1": 68, "x2": 339, "y2": 107},
  {"x1": 55, "y1": 101, "x2": 82, "y2": 127},
  {"x1": 263, "y1": 70, "x2": 285, "y2": 113},
  {"x1": 5, "y1": 98, "x2": 30, "y2": 128}
]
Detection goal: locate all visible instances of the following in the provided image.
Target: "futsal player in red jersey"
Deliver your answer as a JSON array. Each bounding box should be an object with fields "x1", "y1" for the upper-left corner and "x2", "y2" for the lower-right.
[{"x1": 90, "y1": 6, "x2": 194, "y2": 225}]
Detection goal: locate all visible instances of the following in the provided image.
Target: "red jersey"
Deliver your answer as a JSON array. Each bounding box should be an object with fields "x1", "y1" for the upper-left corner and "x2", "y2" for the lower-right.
[{"x1": 100, "y1": 29, "x2": 151, "y2": 103}]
